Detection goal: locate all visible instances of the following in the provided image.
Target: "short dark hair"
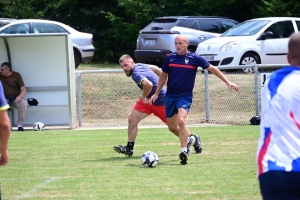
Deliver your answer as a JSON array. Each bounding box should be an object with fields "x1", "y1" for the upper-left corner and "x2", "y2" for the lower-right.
[
  {"x1": 288, "y1": 32, "x2": 300, "y2": 65},
  {"x1": 1, "y1": 62, "x2": 11, "y2": 70}
]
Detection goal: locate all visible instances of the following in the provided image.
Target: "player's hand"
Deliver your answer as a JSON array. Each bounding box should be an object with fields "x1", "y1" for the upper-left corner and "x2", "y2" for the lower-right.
[
  {"x1": 228, "y1": 82, "x2": 239, "y2": 91},
  {"x1": 142, "y1": 97, "x2": 149, "y2": 104},
  {"x1": 15, "y1": 96, "x2": 22, "y2": 102},
  {"x1": 164, "y1": 79, "x2": 168, "y2": 87},
  {"x1": 149, "y1": 94, "x2": 158, "y2": 105}
]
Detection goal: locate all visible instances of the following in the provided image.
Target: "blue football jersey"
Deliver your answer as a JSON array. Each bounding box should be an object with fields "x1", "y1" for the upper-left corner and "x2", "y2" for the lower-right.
[{"x1": 162, "y1": 52, "x2": 210, "y2": 98}]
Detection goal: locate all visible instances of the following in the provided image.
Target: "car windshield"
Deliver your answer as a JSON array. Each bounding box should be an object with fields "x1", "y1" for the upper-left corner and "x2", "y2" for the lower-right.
[{"x1": 221, "y1": 20, "x2": 270, "y2": 36}]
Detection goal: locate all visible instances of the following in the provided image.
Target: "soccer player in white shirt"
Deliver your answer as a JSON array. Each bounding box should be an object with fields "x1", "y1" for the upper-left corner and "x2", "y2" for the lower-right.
[{"x1": 257, "y1": 32, "x2": 300, "y2": 199}]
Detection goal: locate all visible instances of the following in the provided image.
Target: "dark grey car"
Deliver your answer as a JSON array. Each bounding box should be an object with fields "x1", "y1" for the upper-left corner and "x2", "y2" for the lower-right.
[{"x1": 134, "y1": 16, "x2": 239, "y2": 66}]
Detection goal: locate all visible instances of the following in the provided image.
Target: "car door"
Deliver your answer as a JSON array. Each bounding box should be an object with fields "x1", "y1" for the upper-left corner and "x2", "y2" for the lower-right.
[
  {"x1": 295, "y1": 20, "x2": 300, "y2": 32},
  {"x1": 189, "y1": 20, "x2": 222, "y2": 46},
  {"x1": 33, "y1": 22, "x2": 60, "y2": 33},
  {"x1": 218, "y1": 20, "x2": 239, "y2": 33},
  {"x1": 260, "y1": 20, "x2": 294, "y2": 64}
]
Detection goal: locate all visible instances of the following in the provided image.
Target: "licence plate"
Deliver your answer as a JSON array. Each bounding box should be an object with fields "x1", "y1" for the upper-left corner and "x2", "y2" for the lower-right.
[
  {"x1": 144, "y1": 39, "x2": 156, "y2": 45},
  {"x1": 203, "y1": 56, "x2": 214, "y2": 61}
]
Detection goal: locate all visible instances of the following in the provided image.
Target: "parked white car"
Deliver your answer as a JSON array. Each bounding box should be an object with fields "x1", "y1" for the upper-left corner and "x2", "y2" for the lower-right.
[
  {"x1": 196, "y1": 17, "x2": 300, "y2": 73},
  {"x1": 0, "y1": 19, "x2": 95, "y2": 68}
]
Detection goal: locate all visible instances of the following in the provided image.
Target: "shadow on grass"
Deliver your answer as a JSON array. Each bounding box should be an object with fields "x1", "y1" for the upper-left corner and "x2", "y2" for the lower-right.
[
  {"x1": 82, "y1": 157, "x2": 185, "y2": 166},
  {"x1": 82, "y1": 156, "x2": 138, "y2": 162}
]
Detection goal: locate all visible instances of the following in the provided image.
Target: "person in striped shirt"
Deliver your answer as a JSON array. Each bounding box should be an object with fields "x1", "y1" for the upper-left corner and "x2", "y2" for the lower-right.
[{"x1": 257, "y1": 32, "x2": 300, "y2": 199}]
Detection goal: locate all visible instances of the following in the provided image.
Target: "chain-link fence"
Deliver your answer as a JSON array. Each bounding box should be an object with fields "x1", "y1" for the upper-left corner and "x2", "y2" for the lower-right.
[{"x1": 75, "y1": 64, "x2": 284, "y2": 127}]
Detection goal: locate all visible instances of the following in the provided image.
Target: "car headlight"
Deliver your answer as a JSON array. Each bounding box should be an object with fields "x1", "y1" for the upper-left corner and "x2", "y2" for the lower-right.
[{"x1": 220, "y1": 41, "x2": 241, "y2": 51}]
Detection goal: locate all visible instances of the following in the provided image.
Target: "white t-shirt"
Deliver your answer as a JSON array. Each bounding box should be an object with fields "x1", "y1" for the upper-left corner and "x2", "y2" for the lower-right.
[{"x1": 257, "y1": 66, "x2": 300, "y2": 177}]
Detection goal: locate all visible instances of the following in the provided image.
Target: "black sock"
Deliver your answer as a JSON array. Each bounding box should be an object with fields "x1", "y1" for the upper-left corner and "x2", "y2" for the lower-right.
[{"x1": 127, "y1": 142, "x2": 134, "y2": 150}]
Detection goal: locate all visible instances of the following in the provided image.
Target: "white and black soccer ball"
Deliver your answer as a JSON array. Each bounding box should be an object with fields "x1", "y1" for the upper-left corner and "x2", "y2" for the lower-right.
[
  {"x1": 33, "y1": 122, "x2": 45, "y2": 131},
  {"x1": 141, "y1": 151, "x2": 159, "y2": 168}
]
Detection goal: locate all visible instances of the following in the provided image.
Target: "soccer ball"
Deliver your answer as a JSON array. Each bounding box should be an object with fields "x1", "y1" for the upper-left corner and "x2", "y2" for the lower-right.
[
  {"x1": 33, "y1": 122, "x2": 45, "y2": 131},
  {"x1": 141, "y1": 151, "x2": 159, "y2": 168}
]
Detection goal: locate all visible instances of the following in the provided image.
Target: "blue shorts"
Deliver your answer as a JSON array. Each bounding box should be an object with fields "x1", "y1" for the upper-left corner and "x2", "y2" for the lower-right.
[
  {"x1": 165, "y1": 96, "x2": 192, "y2": 118},
  {"x1": 259, "y1": 171, "x2": 300, "y2": 199}
]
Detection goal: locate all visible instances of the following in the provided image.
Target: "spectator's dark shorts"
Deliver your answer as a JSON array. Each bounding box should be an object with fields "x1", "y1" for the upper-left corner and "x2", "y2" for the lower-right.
[{"x1": 259, "y1": 171, "x2": 300, "y2": 200}]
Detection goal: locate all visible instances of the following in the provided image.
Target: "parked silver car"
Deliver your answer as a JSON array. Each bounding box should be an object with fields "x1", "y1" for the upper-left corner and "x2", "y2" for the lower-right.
[
  {"x1": 0, "y1": 19, "x2": 95, "y2": 68},
  {"x1": 134, "y1": 16, "x2": 239, "y2": 66}
]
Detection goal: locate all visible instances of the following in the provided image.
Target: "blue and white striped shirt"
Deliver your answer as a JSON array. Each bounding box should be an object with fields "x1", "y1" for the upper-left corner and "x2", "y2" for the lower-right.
[
  {"x1": 257, "y1": 66, "x2": 300, "y2": 176},
  {"x1": 162, "y1": 52, "x2": 210, "y2": 98}
]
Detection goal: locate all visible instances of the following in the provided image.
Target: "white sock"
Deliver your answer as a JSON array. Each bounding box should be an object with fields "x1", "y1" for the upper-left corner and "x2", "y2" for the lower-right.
[{"x1": 182, "y1": 148, "x2": 187, "y2": 153}]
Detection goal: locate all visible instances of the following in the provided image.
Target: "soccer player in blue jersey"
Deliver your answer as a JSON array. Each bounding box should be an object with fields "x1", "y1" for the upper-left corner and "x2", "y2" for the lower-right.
[
  {"x1": 113, "y1": 54, "x2": 201, "y2": 157},
  {"x1": 256, "y1": 32, "x2": 300, "y2": 199},
  {"x1": 0, "y1": 81, "x2": 10, "y2": 166},
  {"x1": 150, "y1": 35, "x2": 238, "y2": 164}
]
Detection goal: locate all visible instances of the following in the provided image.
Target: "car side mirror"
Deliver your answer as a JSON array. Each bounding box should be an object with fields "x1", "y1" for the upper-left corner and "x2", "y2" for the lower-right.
[{"x1": 257, "y1": 31, "x2": 273, "y2": 40}]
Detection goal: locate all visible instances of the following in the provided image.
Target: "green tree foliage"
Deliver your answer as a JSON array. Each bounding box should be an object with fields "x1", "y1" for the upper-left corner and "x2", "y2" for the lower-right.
[
  {"x1": 104, "y1": 0, "x2": 180, "y2": 59},
  {"x1": 182, "y1": 0, "x2": 261, "y2": 21},
  {"x1": 104, "y1": 0, "x2": 262, "y2": 61},
  {"x1": 46, "y1": 0, "x2": 120, "y2": 62},
  {"x1": 0, "y1": 0, "x2": 299, "y2": 63},
  {"x1": 0, "y1": 0, "x2": 68, "y2": 19},
  {"x1": 255, "y1": 0, "x2": 300, "y2": 17}
]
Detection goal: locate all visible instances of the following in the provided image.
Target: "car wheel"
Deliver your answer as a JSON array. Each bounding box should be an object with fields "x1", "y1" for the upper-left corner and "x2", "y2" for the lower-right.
[
  {"x1": 74, "y1": 50, "x2": 81, "y2": 69},
  {"x1": 239, "y1": 53, "x2": 260, "y2": 73}
]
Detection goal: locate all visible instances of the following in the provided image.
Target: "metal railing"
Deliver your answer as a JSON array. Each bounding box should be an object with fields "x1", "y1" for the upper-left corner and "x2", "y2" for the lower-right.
[{"x1": 75, "y1": 64, "x2": 286, "y2": 127}]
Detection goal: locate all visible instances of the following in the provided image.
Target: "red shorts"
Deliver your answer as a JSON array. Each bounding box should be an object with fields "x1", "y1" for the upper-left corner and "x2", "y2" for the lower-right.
[{"x1": 133, "y1": 98, "x2": 167, "y2": 124}]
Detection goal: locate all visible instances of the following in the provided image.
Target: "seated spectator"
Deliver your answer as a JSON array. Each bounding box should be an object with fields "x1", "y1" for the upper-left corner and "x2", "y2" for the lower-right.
[{"x1": 0, "y1": 62, "x2": 27, "y2": 131}]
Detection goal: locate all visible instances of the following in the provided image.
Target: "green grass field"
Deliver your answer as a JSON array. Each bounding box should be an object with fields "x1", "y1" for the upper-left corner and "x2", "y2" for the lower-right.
[{"x1": 1, "y1": 125, "x2": 262, "y2": 199}]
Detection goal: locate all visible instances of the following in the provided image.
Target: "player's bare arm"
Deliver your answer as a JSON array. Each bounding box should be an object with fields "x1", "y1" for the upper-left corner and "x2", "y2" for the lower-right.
[
  {"x1": 207, "y1": 65, "x2": 239, "y2": 91},
  {"x1": 0, "y1": 110, "x2": 10, "y2": 166},
  {"x1": 15, "y1": 86, "x2": 26, "y2": 102},
  {"x1": 148, "y1": 65, "x2": 161, "y2": 76},
  {"x1": 149, "y1": 65, "x2": 168, "y2": 85},
  {"x1": 141, "y1": 78, "x2": 153, "y2": 104},
  {"x1": 149, "y1": 72, "x2": 168, "y2": 105}
]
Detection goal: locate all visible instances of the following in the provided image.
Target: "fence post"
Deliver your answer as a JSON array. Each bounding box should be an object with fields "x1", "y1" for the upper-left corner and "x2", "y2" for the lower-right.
[
  {"x1": 204, "y1": 69, "x2": 210, "y2": 122},
  {"x1": 77, "y1": 72, "x2": 83, "y2": 126},
  {"x1": 254, "y1": 64, "x2": 259, "y2": 116}
]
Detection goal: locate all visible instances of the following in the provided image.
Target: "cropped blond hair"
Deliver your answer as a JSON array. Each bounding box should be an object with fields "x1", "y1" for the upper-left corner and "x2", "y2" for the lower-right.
[{"x1": 119, "y1": 54, "x2": 133, "y2": 64}]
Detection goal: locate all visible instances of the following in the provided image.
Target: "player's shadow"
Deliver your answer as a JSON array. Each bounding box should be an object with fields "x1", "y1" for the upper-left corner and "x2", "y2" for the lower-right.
[
  {"x1": 82, "y1": 153, "x2": 196, "y2": 166},
  {"x1": 82, "y1": 155, "x2": 140, "y2": 162}
]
